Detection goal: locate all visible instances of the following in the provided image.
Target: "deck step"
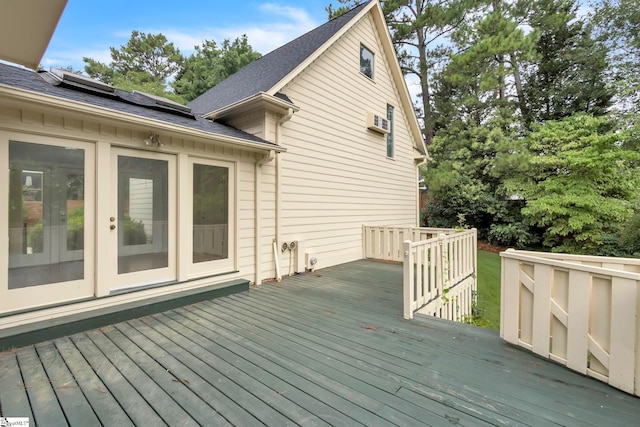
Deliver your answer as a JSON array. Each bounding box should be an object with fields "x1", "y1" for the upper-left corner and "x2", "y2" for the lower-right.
[{"x1": 0, "y1": 279, "x2": 249, "y2": 352}]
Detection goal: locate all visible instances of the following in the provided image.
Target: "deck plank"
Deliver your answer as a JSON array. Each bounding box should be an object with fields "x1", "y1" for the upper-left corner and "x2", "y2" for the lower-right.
[
  {"x1": 170, "y1": 307, "x2": 391, "y2": 426},
  {"x1": 0, "y1": 350, "x2": 34, "y2": 420},
  {"x1": 124, "y1": 316, "x2": 293, "y2": 427},
  {"x1": 1, "y1": 260, "x2": 640, "y2": 426},
  {"x1": 193, "y1": 299, "x2": 498, "y2": 426},
  {"x1": 208, "y1": 292, "x2": 521, "y2": 426},
  {"x1": 34, "y1": 341, "x2": 101, "y2": 426},
  {"x1": 100, "y1": 324, "x2": 231, "y2": 427},
  {"x1": 83, "y1": 327, "x2": 199, "y2": 427},
  {"x1": 135, "y1": 313, "x2": 321, "y2": 427},
  {"x1": 52, "y1": 337, "x2": 134, "y2": 426},
  {"x1": 113, "y1": 319, "x2": 256, "y2": 427},
  {"x1": 16, "y1": 346, "x2": 68, "y2": 426},
  {"x1": 70, "y1": 331, "x2": 167, "y2": 426}
]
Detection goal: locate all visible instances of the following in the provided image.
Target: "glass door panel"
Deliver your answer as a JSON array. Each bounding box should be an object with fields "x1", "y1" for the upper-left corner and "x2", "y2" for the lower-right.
[
  {"x1": 111, "y1": 149, "x2": 175, "y2": 290},
  {"x1": 8, "y1": 141, "x2": 85, "y2": 288},
  {"x1": 2, "y1": 136, "x2": 94, "y2": 315}
]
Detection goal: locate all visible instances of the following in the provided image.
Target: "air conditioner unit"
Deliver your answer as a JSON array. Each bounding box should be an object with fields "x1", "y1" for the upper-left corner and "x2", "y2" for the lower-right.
[{"x1": 367, "y1": 112, "x2": 390, "y2": 134}]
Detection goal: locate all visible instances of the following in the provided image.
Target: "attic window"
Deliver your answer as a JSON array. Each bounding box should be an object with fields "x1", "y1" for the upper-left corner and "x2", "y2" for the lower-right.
[{"x1": 360, "y1": 44, "x2": 374, "y2": 79}]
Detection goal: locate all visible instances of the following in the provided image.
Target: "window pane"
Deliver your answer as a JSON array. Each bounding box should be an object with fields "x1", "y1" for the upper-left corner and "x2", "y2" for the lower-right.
[
  {"x1": 360, "y1": 44, "x2": 374, "y2": 79},
  {"x1": 193, "y1": 164, "x2": 229, "y2": 263},
  {"x1": 387, "y1": 104, "x2": 394, "y2": 158},
  {"x1": 117, "y1": 156, "x2": 168, "y2": 274},
  {"x1": 8, "y1": 141, "x2": 84, "y2": 288}
]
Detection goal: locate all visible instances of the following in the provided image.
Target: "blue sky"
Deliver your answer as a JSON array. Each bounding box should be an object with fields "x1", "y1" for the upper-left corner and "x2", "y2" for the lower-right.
[{"x1": 42, "y1": 1, "x2": 334, "y2": 72}]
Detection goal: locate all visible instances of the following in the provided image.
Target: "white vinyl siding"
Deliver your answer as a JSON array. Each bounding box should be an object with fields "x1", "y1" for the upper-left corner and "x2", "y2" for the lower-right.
[{"x1": 275, "y1": 13, "x2": 417, "y2": 269}]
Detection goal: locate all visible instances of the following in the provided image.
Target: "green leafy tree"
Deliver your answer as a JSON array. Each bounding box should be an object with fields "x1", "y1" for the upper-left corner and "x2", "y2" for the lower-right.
[
  {"x1": 424, "y1": 114, "x2": 539, "y2": 247},
  {"x1": 84, "y1": 31, "x2": 184, "y2": 101},
  {"x1": 85, "y1": 31, "x2": 183, "y2": 84},
  {"x1": 327, "y1": 0, "x2": 479, "y2": 146},
  {"x1": 591, "y1": 0, "x2": 640, "y2": 116},
  {"x1": 436, "y1": 0, "x2": 536, "y2": 128},
  {"x1": 172, "y1": 35, "x2": 261, "y2": 102},
  {"x1": 500, "y1": 114, "x2": 640, "y2": 254},
  {"x1": 522, "y1": 0, "x2": 612, "y2": 125}
]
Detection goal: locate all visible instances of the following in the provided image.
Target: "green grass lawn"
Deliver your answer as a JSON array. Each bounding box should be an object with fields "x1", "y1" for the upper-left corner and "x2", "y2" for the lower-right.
[{"x1": 475, "y1": 250, "x2": 502, "y2": 330}]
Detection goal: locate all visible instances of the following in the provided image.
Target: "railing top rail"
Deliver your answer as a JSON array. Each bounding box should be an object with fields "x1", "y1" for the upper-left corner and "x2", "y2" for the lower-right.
[
  {"x1": 362, "y1": 225, "x2": 462, "y2": 234},
  {"x1": 405, "y1": 228, "x2": 477, "y2": 248},
  {"x1": 501, "y1": 249, "x2": 640, "y2": 280},
  {"x1": 504, "y1": 249, "x2": 640, "y2": 266}
]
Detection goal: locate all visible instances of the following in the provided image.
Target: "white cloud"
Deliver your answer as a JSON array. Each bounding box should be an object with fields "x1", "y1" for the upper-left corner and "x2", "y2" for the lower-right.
[
  {"x1": 42, "y1": 3, "x2": 321, "y2": 72},
  {"x1": 142, "y1": 3, "x2": 319, "y2": 57}
]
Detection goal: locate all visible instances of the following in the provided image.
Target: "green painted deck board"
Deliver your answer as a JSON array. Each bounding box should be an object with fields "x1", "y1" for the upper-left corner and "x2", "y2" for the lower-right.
[
  {"x1": 0, "y1": 350, "x2": 34, "y2": 421},
  {"x1": 17, "y1": 346, "x2": 68, "y2": 426},
  {"x1": 169, "y1": 307, "x2": 383, "y2": 426},
  {"x1": 113, "y1": 319, "x2": 253, "y2": 427},
  {"x1": 84, "y1": 328, "x2": 199, "y2": 426},
  {"x1": 52, "y1": 337, "x2": 134, "y2": 426},
  {"x1": 206, "y1": 297, "x2": 505, "y2": 426},
  {"x1": 139, "y1": 313, "x2": 321, "y2": 427},
  {"x1": 70, "y1": 332, "x2": 166, "y2": 426},
  {"x1": 1, "y1": 259, "x2": 640, "y2": 426},
  {"x1": 124, "y1": 316, "x2": 289, "y2": 427},
  {"x1": 34, "y1": 341, "x2": 101, "y2": 426},
  {"x1": 100, "y1": 325, "x2": 230, "y2": 427}
]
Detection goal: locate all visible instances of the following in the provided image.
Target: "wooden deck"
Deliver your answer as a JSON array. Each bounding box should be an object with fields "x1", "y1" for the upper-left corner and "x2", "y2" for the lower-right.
[{"x1": 1, "y1": 260, "x2": 639, "y2": 426}]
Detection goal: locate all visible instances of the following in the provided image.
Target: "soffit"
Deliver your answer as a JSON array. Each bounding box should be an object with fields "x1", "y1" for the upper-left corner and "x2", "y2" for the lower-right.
[{"x1": 0, "y1": 0, "x2": 67, "y2": 69}]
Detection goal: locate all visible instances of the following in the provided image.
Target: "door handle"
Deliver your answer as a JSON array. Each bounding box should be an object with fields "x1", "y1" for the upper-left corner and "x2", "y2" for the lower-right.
[{"x1": 110, "y1": 225, "x2": 116, "y2": 230}]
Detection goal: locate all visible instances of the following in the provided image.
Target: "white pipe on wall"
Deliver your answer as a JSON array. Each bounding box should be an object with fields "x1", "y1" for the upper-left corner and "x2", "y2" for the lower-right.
[{"x1": 254, "y1": 150, "x2": 275, "y2": 285}]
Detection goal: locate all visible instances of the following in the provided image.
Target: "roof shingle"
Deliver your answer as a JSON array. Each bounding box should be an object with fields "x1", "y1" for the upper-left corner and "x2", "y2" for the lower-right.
[
  {"x1": 188, "y1": 2, "x2": 371, "y2": 115},
  {"x1": 0, "y1": 62, "x2": 278, "y2": 148}
]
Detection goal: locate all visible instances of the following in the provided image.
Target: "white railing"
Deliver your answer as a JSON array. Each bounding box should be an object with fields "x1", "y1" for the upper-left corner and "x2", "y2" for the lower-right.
[
  {"x1": 362, "y1": 225, "x2": 459, "y2": 261},
  {"x1": 362, "y1": 226, "x2": 477, "y2": 321},
  {"x1": 501, "y1": 249, "x2": 640, "y2": 397}
]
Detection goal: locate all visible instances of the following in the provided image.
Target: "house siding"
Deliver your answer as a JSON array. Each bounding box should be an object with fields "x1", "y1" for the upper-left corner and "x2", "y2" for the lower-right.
[{"x1": 272, "y1": 13, "x2": 418, "y2": 271}]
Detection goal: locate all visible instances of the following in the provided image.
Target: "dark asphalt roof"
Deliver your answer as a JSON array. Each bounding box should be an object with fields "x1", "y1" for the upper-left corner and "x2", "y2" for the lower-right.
[
  {"x1": 0, "y1": 62, "x2": 278, "y2": 148},
  {"x1": 188, "y1": 1, "x2": 370, "y2": 116}
]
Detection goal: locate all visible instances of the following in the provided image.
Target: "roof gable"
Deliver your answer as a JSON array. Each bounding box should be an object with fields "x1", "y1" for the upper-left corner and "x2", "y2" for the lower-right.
[
  {"x1": 188, "y1": 1, "x2": 371, "y2": 116},
  {"x1": 188, "y1": 0, "x2": 427, "y2": 157}
]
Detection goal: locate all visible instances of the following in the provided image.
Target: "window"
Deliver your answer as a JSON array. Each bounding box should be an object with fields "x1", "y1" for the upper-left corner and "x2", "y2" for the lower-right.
[
  {"x1": 387, "y1": 104, "x2": 394, "y2": 158},
  {"x1": 191, "y1": 160, "x2": 234, "y2": 275},
  {"x1": 193, "y1": 163, "x2": 229, "y2": 263},
  {"x1": 360, "y1": 44, "x2": 374, "y2": 79}
]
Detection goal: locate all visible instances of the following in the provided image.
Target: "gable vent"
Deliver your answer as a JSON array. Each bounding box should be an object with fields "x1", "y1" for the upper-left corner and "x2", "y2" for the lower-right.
[{"x1": 367, "y1": 112, "x2": 389, "y2": 134}]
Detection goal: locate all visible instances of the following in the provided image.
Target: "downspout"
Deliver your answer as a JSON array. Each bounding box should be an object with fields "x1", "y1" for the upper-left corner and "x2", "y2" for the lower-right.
[
  {"x1": 274, "y1": 108, "x2": 294, "y2": 280},
  {"x1": 255, "y1": 150, "x2": 275, "y2": 285}
]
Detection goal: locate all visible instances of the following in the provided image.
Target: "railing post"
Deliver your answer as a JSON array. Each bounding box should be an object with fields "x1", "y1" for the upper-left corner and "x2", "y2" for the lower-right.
[
  {"x1": 500, "y1": 249, "x2": 520, "y2": 343},
  {"x1": 403, "y1": 240, "x2": 414, "y2": 320},
  {"x1": 438, "y1": 233, "x2": 449, "y2": 291}
]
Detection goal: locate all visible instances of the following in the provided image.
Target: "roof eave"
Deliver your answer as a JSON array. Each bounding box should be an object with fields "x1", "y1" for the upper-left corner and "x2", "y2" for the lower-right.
[
  {"x1": 202, "y1": 92, "x2": 300, "y2": 121},
  {"x1": 0, "y1": 0, "x2": 68, "y2": 70},
  {"x1": 0, "y1": 84, "x2": 286, "y2": 153}
]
